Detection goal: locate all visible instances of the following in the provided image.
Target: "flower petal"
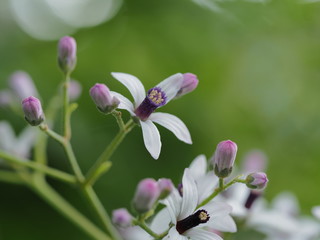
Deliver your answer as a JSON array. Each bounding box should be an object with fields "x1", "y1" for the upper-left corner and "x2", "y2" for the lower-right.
[
  {"x1": 149, "y1": 113, "x2": 192, "y2": 144},
  {"x1": 202, "y1": 201, "x2": 233, "y2": 218},
  {"x1": 189, "y1": 155, "x2": 207, "y2": 180},
  {"x1": 110, "y1": 91, "x2": 135, "y2": 115},
  {"x1": 140, "y1": 120, "x2": 161, "y2": 159},
  {"x1": 197, "y1": 172, "x2": 218, "y2": 204},
  {"x1": 111, "y1": 72, "x2": 146, "y2": 107},
  {"x1": 163, "y1": 188, "x2": 182, "y2": 223},
  {"x1": 0, "y1": 121, "x2": 15, "y2": 151},
  {"x1": 180, "y1": 168, "x2": 198, "y2": 220},
  {"x1": 150, "y1": 208, "x2": 171, "y2": 234},
  {"x1": 163, "y1": 227, "x2": 187, "y2": 240},
  {"x1": 15, "y1": 127, "x2": 37, "y2": 159},
  {"x1": 156, "y1": 73, "x2": 183, "y2": 103},
  {"x1": 207, "y1": 215, "x2": 237, "y2": 233},
  {"x1": 186, "y1": 228, "x2": 223, "y2": 240}
]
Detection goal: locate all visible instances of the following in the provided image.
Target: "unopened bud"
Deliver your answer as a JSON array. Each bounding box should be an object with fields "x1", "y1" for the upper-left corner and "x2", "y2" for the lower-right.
[
  {"x1": 112, "y1": 208, "x2": 132, "y2": 228},
  {"x1": 90, "y1": 83, "x2": 119, "y2": 114},
  {"x1": 213, "y1": 140, "x2": 238, "y2": 178},
  {"x1": 246, "y1": 172, "x2": 268, "y2": 190},
  {"x1": 175, "y1": 73, "x2": 199, "y2": 98},
  {"x1": 9, "y1": 71, "x2": 39, "y2": 100},
  {"x1": 22, "y1": 96, "x2": 44, "y2": 126},
  {"x1": 58, "y1": 36, "x2": 77, "y2": 74},
  {"x1": 133, "y1": 178, "x2": 160, "y2": 213},
  {"x1": 158, "y1": 178, "x2": 174, "y2": 199},
  {"x1": 68, "y1": 80, "x2": 82, "y2": 101}
]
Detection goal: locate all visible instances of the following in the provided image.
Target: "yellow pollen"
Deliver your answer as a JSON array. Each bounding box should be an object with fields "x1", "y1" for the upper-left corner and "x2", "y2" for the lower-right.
[
  {"x1": 199, "y1": 212, "x2": 208, "y2": 221},
  {"x1": 148, "y1": 90, "x2": 164, "y2": 104}
]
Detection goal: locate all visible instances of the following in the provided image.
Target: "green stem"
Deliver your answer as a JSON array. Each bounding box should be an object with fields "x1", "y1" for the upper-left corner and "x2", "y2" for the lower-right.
[
  {"x1": 83, "y1": 186, "x2": 122, "y2": 240},
  {"x1": 30, "y1": 178, "x2": 111, "y2": 240},
  {"x1": 0, "y1": 170, "x2": 24, "y2": 185},
  {"x1": 0, "y1": 151, "x2": 77, "y2": 184},
  {"x1": 85, "y1": 119, "x2": 135, "y2": 185},
  {"x1": 133, "y1": 219, "x2": 159, "y2": 239},
  {"x1": 197, "y1": 175, "x2": 245, "y2": 208},
  {"x1": 112, "y1": 111, "x2": 125, "y2": 130},
  {"x1": 63, "y1": 72, "x2": 71, "y2": 140}
]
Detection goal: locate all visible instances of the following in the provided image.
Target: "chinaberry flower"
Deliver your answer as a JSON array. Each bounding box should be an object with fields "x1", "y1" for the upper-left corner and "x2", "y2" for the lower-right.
[
  {"x1": 112, "y1": 208, "x2": 133, "y2": 228},
  {"x1": 90, "y1": 83, "x2": 120, "y2": 114},
  {"x1": 22, "y1": 96, "x2": 45, "y2": 126},
  {"x1": 163, "y1": 169, "x2": 236, "y2": 240},
  {"x1": 58, "y1": 36, "x2": 77, "y2": 74},
  {"x1": 111, "y1": 72, "x2": 192, "y2": 159},
  {"x1": 212, "y1": 140, "x2": 237, "y2": 178},
  {"x1": 246, "y1": 172, "x2": 268, "y2": 190}
]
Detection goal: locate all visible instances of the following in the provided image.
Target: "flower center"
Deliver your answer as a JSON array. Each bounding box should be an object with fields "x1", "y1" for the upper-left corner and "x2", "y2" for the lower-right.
[
  {"x1": 176, "y1": 210, "x2": 210, "y2": 234},
  {"x1": 134, "y1": 87, "x2": 167, "y2": 120}
]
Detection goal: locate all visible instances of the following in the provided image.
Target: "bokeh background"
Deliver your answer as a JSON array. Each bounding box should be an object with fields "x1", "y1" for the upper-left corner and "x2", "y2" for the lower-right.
[{"x1": 0, "y1": 0, "x2": 320, "y2": 239}]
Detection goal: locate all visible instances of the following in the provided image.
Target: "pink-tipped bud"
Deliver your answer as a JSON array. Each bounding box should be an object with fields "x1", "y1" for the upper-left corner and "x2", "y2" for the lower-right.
[
  {"x1": 243, "y1": 150, "x2": 268, "y2": 173},
  {"x1": 158, "y1": 178, "x2": 174, "y2": 200},
  {"x1": 9, "y1": 71, "x2": 39, "y2": 100},
  {"x1": 175, "y1": 73, "x2": 199, "y2": 98},
  {"x1": 58, "y1": 36, "x2": 77, "y2": 74},
  {"x1": 89, "y1": 83, "x2": 119, "y2": 114},
  {"x1": 133, "y1": 178, "x2": 160, "y2": 213},
  {"x1": 22, "y1": 96, "x2": 44, "y2": 126},
  {"x1": 68, "y1": 80, "x2": 82, "y2": 101},
  {"x1": 213, "y1": 140, "x2": 238, "y2": 178},
  {"x1": 246, "y1": 172, "x2": 268, "y2": 190},
  {"x1": 112, "y1": 208, "x2": 132, "y2": 228}
]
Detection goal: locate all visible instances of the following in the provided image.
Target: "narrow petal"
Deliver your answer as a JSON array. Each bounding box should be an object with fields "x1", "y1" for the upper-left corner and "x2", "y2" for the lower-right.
[
  {"x1": 140, "y1": 120, "x2": 161, "y2": 159},
  {"x1": 149, "y1": 113, "x2": 192, "y2": 144},
  {"x1": 150, "y1": 208, "x2": 172, "y2": 234},
  {"x1": 186, "y1": 228, "x2": 223, "y2": 240},
  {"x1": 156, "y1": 73, "x2": 183, "y2": 103},
  {"x1": 197, "y1": 172, "x2": 218, "y2": 204},
  {"x1": 189, "y1": 155, "x2": 207, "y2": 180},
  {"x1": 163, "y1": 227, "x2": 187, "y2": 240},
  {"x1": 0, "y1": 121, "x2": 15, "y2": 151},
  {"x1": 180, "y1": 169, "x2": 198, "y2": 220},
  {"x1": 15, "y1": 127, "x2": 37, "y2": 158},
  {"x1": 202, "y1": 201, "x2": 233, "y2": 218},
  {"x1": 110, "y1": 91, "x2": 135, "y2": 115},
  {"x1": 111, "y1": 72, "x2": 146, "y2": 107},
  {"x1": 207, "y1": 215, "x2": 237, "y2": 233},
  {"x1": 163, "y1": 189, "x2": 182, "y2": 223}
]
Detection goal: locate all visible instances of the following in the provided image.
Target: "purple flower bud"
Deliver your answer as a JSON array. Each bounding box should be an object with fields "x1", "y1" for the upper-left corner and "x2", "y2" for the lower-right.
[
  {"x1": 175, "y1": 73, "x2": 199, "y2": 98},
  {"x1": 89, "y1": 83, "x2": 119, "y2": 114},
  {"x1": 9, "y1": 71, "x2": 39, "y2": 100},
  {"x1": 112, "y1": 208, "x2": 132, "y2": 228},
  {"x1": 68, "y1": 80, "x2": 82, "y2": 101},
  {"x1": 212, "y1": 140, "x2": 238, "y2": 178},
  {"x1": 246, "y1": 172, "x2": 268, "y2": 190},
  {"x1": 158, "y1": 178, "x2": 174, "y2": 199},
  {"x1": 22, "y1": 96, "x2": 44, "y2": 126},
  {"x1": 243, "y1": 150, "x2": 268, "y2": 173},
  {"x1": 133, "y1": 178, "x2": 160, "y2": 213},
  {"x1": 58, "y1": 36, "x2": 77, "y2": 74}
]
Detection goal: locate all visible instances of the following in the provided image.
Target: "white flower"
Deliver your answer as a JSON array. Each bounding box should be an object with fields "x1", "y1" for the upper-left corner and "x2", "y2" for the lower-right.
[
  {"x1": 111, "y1": 72, "x2": 192, "y2": 159},
  {"x1": 312, "y1": 206, "x2": 320, "y2": 220},
  {"x1": 162, "y1": 168, "x2": 236, "y2": 240},
  {"x1": 0, "y1": 121, "x2": 37, "y2": 160}
]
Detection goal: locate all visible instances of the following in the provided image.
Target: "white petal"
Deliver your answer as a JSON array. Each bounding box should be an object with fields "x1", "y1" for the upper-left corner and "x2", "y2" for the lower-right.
[
  {"x1": 197, "y1": 172, "x2": 218, "y2": 204},
  {"x1": 0, "y1": 121, "x2": 16, "y2": 151},
  {"x1": 203, "y1": 201, "x2": 233, "y2": 218},
  {"x1": 180, "y1": 169, "x2": 198, "y2": 220},
  {"x1": 111, "y1": 72, "x2": 146, "y2": 107},
  {"x1": 312, "y1": 206, "x2": 320, "y2": 220},
  {"x1": 119, "y1": 226, "x2": 151, "y2": 240},
  {"x1": 186, "y1": 228, "x2": 223, "y2": 240},
  {"x1": 150, "y1": 208, "x2": 172, "y2": 234},
  {"x1": 149, "y1": 113, "x2": 192, "y2": 144},
  {"x1": 163, "y1": 227, "x2": 187, "y2": 240},
  {"x1": 189, "y1": 155, "x2": 207, "y2": 180},
  {"x1": 163, "y1": 189, "x2": 182, "y2": 223},
  {"x1": 140, "y1": 120, "x2": 161, "y2": 159},
  {"x1": 207, "y1": 215, "x2": 237, "y2": 233},
  {"x1": 110, "y1": 91, "x2": 135, "y2": 115},
  {"x1": 157, "y1": 73, "x2": 183, "y2": 103},
  {"x1": 271, "y1": 192, "x2": 299, "y2": 216}
]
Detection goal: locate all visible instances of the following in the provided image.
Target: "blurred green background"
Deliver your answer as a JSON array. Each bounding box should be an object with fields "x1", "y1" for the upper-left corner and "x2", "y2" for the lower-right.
[{"x1": 1, "y1": 0, "x2": 320, "y2": 239}]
